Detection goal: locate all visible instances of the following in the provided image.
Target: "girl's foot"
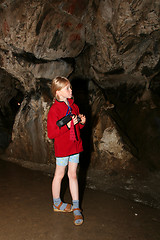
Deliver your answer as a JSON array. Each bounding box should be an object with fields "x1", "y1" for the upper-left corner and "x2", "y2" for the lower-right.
[
  {"x1": 72, "y1": 200, "x2": 83, "y2": 225},
  {"x1": 73, "y1": 208, "x2": 83, "y2": 226},
  {"x1": 53, "y1": 198, "x2": 72, "y2": 212}
]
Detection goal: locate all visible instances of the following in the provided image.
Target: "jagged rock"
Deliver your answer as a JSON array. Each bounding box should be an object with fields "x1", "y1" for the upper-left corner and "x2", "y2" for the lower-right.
[
  {"x1": 89, "y1": 81, "x2": 137, "y2": 173},
  {"x1": 6, "y1": 94, "x2": 53, "y2": 164},
  {"x1": 0, "y1": 0, "x2": 86, "y2": 59},
  {"x1": 88, "y1": 0, "x2": 160, "y2": 79}
]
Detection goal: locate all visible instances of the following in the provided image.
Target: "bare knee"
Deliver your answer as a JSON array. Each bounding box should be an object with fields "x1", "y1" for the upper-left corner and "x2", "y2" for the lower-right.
[
  {"x1": 53, "y1": 167, "x2": 65, "y2": 181},
  {"x1": 54, "y1": 172, "x2": 64, "y2": 181},
  {"x1": 68, "y1": 170, "x2": 77, "y2": 181}
]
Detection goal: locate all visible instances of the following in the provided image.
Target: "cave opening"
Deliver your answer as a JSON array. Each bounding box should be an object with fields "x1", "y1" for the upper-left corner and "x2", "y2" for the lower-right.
[
  {"x1": 0, "y1": 70, "x2": 24, "y2": 151},
  {"x1": 8, "y1": 90, "x2": 24, "y2": 129},
  {"x1": 0, "y1": 89, "x2": 24, "y2": 152}
]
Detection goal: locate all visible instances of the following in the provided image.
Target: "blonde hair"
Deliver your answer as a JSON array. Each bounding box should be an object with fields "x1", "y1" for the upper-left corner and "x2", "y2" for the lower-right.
[{"x1": 51, "y1": 76, "x2": 70, "y2": 100}]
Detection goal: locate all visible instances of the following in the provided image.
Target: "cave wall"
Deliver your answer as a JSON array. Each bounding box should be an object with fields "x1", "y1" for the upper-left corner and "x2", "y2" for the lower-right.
[{"x1": 0, "y1": 0, "x2": 160, "y2": 173}]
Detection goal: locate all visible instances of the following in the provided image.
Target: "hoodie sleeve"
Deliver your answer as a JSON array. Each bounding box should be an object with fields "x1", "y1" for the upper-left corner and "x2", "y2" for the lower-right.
[
  {"x1": 47, "y1": 106, "x2": 69, "y2": 139},
  {"x1": 74, "y1": 103, "x2": 85, "y2": 129}
]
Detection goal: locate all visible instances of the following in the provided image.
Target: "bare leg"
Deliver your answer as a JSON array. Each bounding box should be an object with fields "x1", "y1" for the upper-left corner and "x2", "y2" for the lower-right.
[
  {"x1": 52, "y1": 165, "x2": 72, "y2": 212},
  {"x1": 68, "y1": 162, "x2": 83, "y2": 225},
  {"x1": 52, "y1": 165, "x2": 66, "y2": 199},
  {"x1": 68, "y1": 162, "x2": 79, "y2": 200}
]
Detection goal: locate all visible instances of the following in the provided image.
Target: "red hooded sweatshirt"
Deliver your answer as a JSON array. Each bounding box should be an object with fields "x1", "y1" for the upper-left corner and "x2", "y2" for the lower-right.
[{"x1": 47, "y1": 98, "x2": 84, "y2": 157}]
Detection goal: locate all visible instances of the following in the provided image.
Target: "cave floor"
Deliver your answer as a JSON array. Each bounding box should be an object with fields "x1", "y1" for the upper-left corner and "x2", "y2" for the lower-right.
[{"x1": 0, "y1": 159, "x2": 160, "y2": 240}]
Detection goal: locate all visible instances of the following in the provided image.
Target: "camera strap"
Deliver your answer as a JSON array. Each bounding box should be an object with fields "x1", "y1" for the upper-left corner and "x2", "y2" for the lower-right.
[
  {"x1": 66, "y1": 101, "x2": 78, "y2": 141},
  {"x1": 66, "y1": 102, "x2": 72, "y2": 116},
  {"x1": 70, "y1": 119, "x2": 77, "y2": 141}
]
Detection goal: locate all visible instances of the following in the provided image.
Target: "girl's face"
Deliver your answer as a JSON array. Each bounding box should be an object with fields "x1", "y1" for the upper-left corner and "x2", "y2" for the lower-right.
[{"x1": 56, "y1": 83, "x2": 72, "y2": 102}]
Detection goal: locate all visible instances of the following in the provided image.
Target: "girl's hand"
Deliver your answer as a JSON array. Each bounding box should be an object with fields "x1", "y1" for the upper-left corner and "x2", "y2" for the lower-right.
[
  {"x1": 67, "y1": 121, "x2": 71, "y2": 128},
  {"x1": 79, "y1": 114, "x2": 86, "y2": 125},
  {"x1": 67, "y1": 115, "x2": 79, "y2": 128},
  {"x1": 72, "y1": 115, "x2": 79, "y2": 125}
]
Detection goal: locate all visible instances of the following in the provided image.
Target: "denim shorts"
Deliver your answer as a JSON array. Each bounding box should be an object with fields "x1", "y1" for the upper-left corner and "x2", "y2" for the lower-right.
[{"x1": 56, "y1": 154, "x2": 80, "y2": 166}]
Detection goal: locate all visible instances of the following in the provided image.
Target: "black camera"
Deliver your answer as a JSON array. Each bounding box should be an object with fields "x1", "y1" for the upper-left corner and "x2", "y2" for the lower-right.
[{"x1": 56, "y1": 114, "x2": 81, "y2": 128}]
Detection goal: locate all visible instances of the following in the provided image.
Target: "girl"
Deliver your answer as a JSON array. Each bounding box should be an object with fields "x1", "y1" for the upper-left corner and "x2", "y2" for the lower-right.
[{"x1": 47, "y1": 76, "x2": 86, "y2": 226}]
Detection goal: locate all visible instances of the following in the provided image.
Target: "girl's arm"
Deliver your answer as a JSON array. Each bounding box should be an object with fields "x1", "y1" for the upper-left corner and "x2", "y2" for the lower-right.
[
  {"x1": 78, "y1": 114, "x2": 86, "y2": 129},
  {"x1": 73, "y1": 104, "x2": 86, "y2": 129},
  {"x1": 47, "y1": 108, "x2": 69, "y2": 139}
]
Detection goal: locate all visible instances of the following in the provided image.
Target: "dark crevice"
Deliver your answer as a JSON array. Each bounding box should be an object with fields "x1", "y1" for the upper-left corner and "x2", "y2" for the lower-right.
[
  {"x1": 36, "y1": 6, "x2": 52, "y2": 36},
  {"x1": 136, "y1": 51, "x2": 152, "y2": 70},
  {"x1": 61, "y1": 57, "x2": 75, "y2": 67},
  {"x1": 149, "y1": 72, "x2": 160, "y2": 96},
  {"x1": 0, "y1": 88, "x2": 24, "y2": 150},
  {"x1": 12, "y1": 51, "x2": 50, "y2": 64},
  {"x1": 9, "y1": 90, "x2": 24, "y2": 123},
  {"x1": 119, "y1": 39, "x2": 136, "y2": 54},
  {"x1": 141, "y1": 59, "x2": 160, "y2": 77},
  {"x1": 109, "y1": 107, "x2": 139, "y2": 159},
  {"x1": 36, "y1": 78, "x2": 52, "y2": 100},
  {"x1": 0, "y1": 45, "x2": 49, "y2": 65},
  {"x1": 104, "y1": 68, "x2": 125, "y2": 75},
  {"x1": 106, "y1": 23, "x2": 118, "y2": 46},
  {"x1": 0, "y1": 68, "x2": 24, "y2": 147},
  {"x1": 12, "y1": 51, "x2": 76, "y2": 66},
  {"x1": 49, "y1": 29, "x2": 63, "y2": 50},
  {"x1": 0, "y1": 47, "x2": 9, "y2": 55}
]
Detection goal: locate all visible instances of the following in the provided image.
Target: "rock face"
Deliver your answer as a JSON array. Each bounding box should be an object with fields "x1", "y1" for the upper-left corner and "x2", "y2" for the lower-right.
[
  {"x1": 0, "y1": 0, "x2": 160, "y2": 173},
  {"x1": 89, "y1": 83, "x2": 137, "y2": 174}
]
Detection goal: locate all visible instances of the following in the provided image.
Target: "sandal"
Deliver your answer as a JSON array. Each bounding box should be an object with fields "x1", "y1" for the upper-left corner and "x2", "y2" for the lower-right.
[
  {"x1": 53, "y1": 201, "x2": 73, "y2": 212},
  {"x1": 73, "y1": 208, "x2": 83, "y2": 226}
]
